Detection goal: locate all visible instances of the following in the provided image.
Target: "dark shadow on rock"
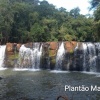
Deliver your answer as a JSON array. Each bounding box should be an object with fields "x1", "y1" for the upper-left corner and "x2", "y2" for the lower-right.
[{"x1": 0, "y1": 77, "x2": 3, "y2": 80}]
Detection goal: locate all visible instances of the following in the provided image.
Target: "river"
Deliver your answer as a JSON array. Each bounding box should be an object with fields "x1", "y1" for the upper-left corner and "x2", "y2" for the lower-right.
[{"x1": 0, "y1": 69, "x2": 100, "y2": 100}]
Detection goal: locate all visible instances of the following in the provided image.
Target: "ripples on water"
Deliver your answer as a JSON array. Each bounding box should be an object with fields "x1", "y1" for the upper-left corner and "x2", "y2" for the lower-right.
[{"x1": 0, "y1": 69, "x2": 100, "y2": 100}]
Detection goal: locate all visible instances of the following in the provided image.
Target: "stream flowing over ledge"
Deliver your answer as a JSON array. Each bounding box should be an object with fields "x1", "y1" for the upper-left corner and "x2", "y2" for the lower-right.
[{"x1": 0, "y1": 41, "x2": 100, "y2": 72}]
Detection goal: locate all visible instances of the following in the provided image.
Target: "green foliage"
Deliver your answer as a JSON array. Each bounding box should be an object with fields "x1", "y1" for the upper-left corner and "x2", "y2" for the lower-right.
[
  {"x1": 94, "y1": 5, "x2": 100, "y2": 21},
  {"x1": 0, "y1": 33, "x2": 2, "y2": 40},
  {"x1": 31, "y1": 23, "x2": 45, "y2": 41},
  {"x1": 9, "y1": 53, "x2": 19, "y2": 60},
  {"x1": 70, "y1": 7, "x2": 80, "y2": 18},
  {"x1": 91, "y1": 1, "x2": 100, "y2": 41},
  {"x1": 90, "y1": 0, "x2": 100, "y2": 9},
  {"x1": 0, "y1": 0, "x2": 96, "y2": 43}
]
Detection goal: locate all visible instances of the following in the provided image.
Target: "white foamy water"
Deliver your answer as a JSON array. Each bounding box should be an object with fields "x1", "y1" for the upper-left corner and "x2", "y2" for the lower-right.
[
  {"x1": 82, "y1": 43, "x2": 88, "y2": 71},
  {"x1": 74, "y1": 42, "x2": 78, "y2": 51},
  {"x1": 13, "y1": 68, "x2": 40, "y2": 71},
  {"x1": 50, "y1": 70, "x2": 69, "y2": 73},
  {"x1": 87, "y1": 43, "x2": 96, "y2": 72},
  {"x1": 0, "y1": 45, "x2": 6, "y2": 68},
  {"x1": 55, "y1": 42, "x2": 65, "y2": 70},
  {"x1": 73, "y1": 43, "x2": 79, "y2": 69},
  {"x1": 0, "y1": 68, "x2": 7, "y2": 70},
  {"x1": 13, "y1": 68, "x2": 29, "y2": 71},
  {"x1": 17, "y1": 43, "x2": 42, "y2": 69},
  {"x1": 31, "y1": 43, "x2": 42, "y2": 69},
  {"x1": 83, "y1": 43, "x2": 87, "y2": 50},
  {"x1": 81, "y1": 71, "x2": 100, "y2": 75},
  {"x1": 28, "y1": 69, "x2": 40, "y2": 71}
]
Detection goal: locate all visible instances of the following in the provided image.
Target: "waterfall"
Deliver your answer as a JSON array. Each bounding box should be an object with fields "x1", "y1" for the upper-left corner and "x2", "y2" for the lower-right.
[
  {"x1": 18, "y1": 45, "x2": 32, "y2": 68},
  {"x1": 31, "y1": 43, "x2": 42, "y2": 69},
  {"x1": 73, "y1": 43, "x2": 78, "y2": 69},
  {"x1": 4, "y1": 42, "x2": 100, "y2": 72},
  {"x1": 73, "y1": 43, "x2": 97, "y2": 72},
  {"x1": 55, "y1": 42, "x2": 65, "y2": 70},
  {"x1": 87, "y1": 43, "x2": 97, "y2": 72},
  {"x1": 17, "y1": 43, "x2": 42, "y2": 69},
  {"x1": 0, "y1": 45, "x2": 6, "y2": 68},
  {"x1": 95, "y1": 43, "x2": 100, "y2": 72},
  {"x1": 82, "y1": 43, "x2": 88, "y2": 71}
]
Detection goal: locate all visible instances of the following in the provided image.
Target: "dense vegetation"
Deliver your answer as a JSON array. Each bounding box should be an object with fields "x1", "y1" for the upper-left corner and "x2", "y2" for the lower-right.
[
  {"x1": 0, "y1": 0, "x2": 100, "y2": 43},
  {"x1": 90, "y1": 0, "x2": 100, "y2": 41}
]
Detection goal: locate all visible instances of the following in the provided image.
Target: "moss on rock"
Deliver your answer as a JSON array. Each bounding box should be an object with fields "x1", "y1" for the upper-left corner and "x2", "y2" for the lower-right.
[{"x1": 8, "y1": 53, "x2": 19, "y2": 60}]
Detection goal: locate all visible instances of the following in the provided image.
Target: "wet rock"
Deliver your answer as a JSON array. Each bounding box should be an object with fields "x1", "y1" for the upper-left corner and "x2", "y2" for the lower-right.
[
  {"x1": 41, "y1": 43, "x2": 50, "y2": 69},
  {"x1": 43, "y1": 43, "x2": 50, "y2": 48},
  {"x1": 6, "y1": 43, "x2": 14, "y2": 53},
  {"x1": 0, "y1": 77, "x2": 3, "y2": 80},
  {"x1": 50, "y1": 57, "x2": 56, "y2": 69},
  {"x1": 49, "y1": 50, "x2": 56, "y2": 57},
  {"x1": 65, "y1": 41, "x2": 77, "y2": 53},
  {"x1": 6, "y1": 43, "x2": 20, "y2": 55},
  {"x1": 24, "y1": 42, "x2": 33, "y2": 48},
  {"x1": 16, "y1": 43, "x2": 22, "y2": 51},
  {"x1": 49, "y1": 42, "x2": 58, "y2": 50}
]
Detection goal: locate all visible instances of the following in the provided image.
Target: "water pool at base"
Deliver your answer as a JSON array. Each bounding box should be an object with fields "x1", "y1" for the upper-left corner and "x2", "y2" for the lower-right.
[{"x1": 0, "y1": 69, "x2": 100, "y2": 100}]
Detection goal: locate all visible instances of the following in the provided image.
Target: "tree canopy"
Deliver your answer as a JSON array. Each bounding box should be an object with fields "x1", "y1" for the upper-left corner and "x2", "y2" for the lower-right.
[
  {"x1": 90, "y1": 0, "x2": 100, "y2": 9},
  {"x1": 0, "y1": 0, "x2": 99, "y2": 43},
  {"x1": 89, "y1": 0, "x2": 100, "y2": 41}
]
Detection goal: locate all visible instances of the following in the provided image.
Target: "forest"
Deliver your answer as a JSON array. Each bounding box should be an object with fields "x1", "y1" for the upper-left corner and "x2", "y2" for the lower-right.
[{"x1": 0, "y1": 0, "x2": 100, "y2": 43}]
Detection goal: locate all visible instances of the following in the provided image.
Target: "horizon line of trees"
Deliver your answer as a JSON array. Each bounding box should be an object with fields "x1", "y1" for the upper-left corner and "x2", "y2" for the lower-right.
[{"x1": 0, "y1": 0, "x2": 100, "y2": 44}]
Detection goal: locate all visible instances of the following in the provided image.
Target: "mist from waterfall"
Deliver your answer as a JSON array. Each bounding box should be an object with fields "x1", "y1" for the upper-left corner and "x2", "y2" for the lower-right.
[
  {"x1": 17, "y1": 43, "x2": 42, "y2": 69},
  {"x1": 55, "y1": 42, "x2": 65, "y2": 70},
  {"x1": 0, "y1": 45, "x2": 6, "y2": 68}
]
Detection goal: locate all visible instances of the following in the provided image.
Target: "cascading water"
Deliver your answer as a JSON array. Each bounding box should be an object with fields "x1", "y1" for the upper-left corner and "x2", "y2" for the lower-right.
[
  {"x1": 73, "y1": 42, "x2": 98, "y2": 72},
  {"x1": 55, "y1": 42, "x2": 65, "y2": 70},
  {"x1": 31, "y1": 43, "x2": 42, "y2": 69},
  {"x1": 87, "y1": 43, "x2": 97, "y2": 72},
  {"x1": 73, "y1": 43, "x2": 78, "y2": 69},
  {"x1": 18, "y1": 45, "x2": 32, "y2": 68},
  {"x1": 17, "y1": 43, "x2": 42, "y2": 69},
  {"x1": 0, "y1": 45, "x2": 6, "y2": 68},
  {"x1": 95, "y1": 43, "x2": 100, "y2": 72},
  {"x1": 4, "y1": 42, "x2": 100, "y2": 72},
  {"x1": 82, "y1": 43, "x2": 88, "y2": 71}
]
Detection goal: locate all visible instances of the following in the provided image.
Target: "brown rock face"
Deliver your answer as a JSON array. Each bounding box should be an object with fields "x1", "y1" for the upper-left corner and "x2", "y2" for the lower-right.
[
  {"x1": 49, "y1": 42, "x2": 58, "y2": 50},
  {"x1": 49, "y1": 50, "x2": 56, "y2": 57},
  {"x1": 71, "y1": 41, "x2": 77, "y2": 47},
  {"x1": 6, "y1": 43, "x2": 14, "y2": 52},
  {"x1": 65, "y1": 41, "x2": 77, "y2": 52},
  {"x1": 6, "y1": 43, "x2": 22, "y2": 56}
]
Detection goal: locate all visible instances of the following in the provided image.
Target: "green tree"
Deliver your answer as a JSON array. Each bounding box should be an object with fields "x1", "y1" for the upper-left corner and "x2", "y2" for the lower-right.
[
  {"x1": 70, "y1": 7, "x2": 80, "y2": 18},
  {"x1": 0, "y1": 0, "x2": 14, "y2": 43},
  {"x1": 89, "y1": 0, "x2": 100, "y2": 41},
  {"x1": 0, "y1": 0, "x2": 95, "y2": 43},
  {"x1": 90, "y1": 0, "x2": 100, "y2": 9},
  {"x1": 93, "y1": 6, "x2": 100, "y2": 41}
]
